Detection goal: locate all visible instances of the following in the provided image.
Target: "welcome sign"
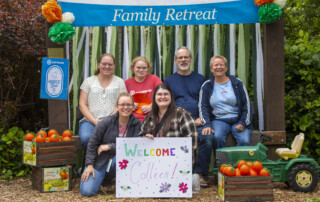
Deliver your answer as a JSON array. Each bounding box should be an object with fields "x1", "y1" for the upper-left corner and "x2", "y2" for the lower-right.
[
  {"x1": 116, "y1": 137, "x2": 192, "y2": 198},
  {"x1": 57, "y1": 0, "x2": 259, "y2": 27},
  {"x1": 40, "y1": 58, "x2": 69, "y2": 100}
]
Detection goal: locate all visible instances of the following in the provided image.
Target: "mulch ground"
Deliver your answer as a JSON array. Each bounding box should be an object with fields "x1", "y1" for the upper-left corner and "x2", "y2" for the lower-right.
[{"x1": 0, "y1": 177, "x2": 319, "y2": 201}]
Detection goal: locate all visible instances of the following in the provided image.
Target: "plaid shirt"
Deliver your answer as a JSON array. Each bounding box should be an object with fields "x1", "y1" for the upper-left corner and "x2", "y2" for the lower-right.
[{"x1": 139, "y1": 107, "x2": 198, "y2": 163}]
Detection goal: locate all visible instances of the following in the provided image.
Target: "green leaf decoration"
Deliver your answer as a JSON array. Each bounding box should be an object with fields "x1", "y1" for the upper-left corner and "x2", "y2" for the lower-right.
[
  {"x1": 49, "y1": 22, "x2": 75, "y2": 44},
  {"x1": 258, "y1": 3, "x2": 282, "y2": 24}
]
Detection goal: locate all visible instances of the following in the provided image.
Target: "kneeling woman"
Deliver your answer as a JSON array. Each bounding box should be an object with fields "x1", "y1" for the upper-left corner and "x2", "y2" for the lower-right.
[
  {"x1": 80, "y1": 92, "x2": 141, "y2": 197},
  {"x1": 139, "y1": 83, "x2": 198, "y2": 163}
]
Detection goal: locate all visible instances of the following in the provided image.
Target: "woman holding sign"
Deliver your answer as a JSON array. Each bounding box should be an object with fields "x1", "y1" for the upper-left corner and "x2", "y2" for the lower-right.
[
  {"x1": 139, "y1": 83, "x2": 198, "y2": 163},
  {"x1": 80, "y1": 92, "x2": 141, "y2": 197},
  {"x1": 125, "y1": 56, "x2": 162, "y2": 122}
]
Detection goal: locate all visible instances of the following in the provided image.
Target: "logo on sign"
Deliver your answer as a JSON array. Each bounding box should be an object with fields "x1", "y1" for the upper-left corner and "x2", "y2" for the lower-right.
[{"x1": 46, "y1": 65, "x2": 64, "y2": 97}]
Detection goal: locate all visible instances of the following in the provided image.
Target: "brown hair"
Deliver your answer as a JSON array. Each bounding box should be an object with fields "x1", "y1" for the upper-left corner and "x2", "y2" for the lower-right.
[
  {"x1": 210, "y1": 55, "x2": 228, "y2": 67},
  {"x1": 116, "y1": 92, "x2": 134, "y2": 105},
  {"x1": 130, "y1": 56, "x2": 152, "y2": 75},
  {"x1": 94, "y1": 53, "x2": 116, "y2": 75}
]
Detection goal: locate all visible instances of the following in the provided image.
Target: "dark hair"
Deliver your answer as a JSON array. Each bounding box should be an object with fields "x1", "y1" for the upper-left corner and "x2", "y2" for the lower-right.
[
  {"x1": 94, "y1": 53, "x2": 116, "y2": 75},
  {"x1": 151, "y1": 83, "x2": 177, "y2": 136}
]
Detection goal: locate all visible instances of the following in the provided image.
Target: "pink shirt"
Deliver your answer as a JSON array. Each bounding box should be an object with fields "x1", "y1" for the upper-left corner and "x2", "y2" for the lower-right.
[{"x1": 118, "y1": 123, "x2": 128, "y2": 138}]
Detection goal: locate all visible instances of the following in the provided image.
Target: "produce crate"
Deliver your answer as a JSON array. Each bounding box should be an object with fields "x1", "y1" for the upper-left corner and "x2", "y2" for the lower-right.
[
  {"x1": 32, "y1": 166, "x2": 72, "y2": 192},
  {"x1": 218, "y1": 171, "x2": 273, "y2": 202},
  {"x1": 23, "y1": 141, "x2": 77, "y2": 167}
]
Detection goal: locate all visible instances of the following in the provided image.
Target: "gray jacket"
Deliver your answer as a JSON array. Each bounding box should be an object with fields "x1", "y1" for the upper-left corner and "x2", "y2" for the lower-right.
[{"x1": 85, "y1": 112, "x2": 141, "y2": 170}]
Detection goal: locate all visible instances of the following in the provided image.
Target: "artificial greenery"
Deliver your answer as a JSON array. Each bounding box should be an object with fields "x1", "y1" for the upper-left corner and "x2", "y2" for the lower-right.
[{"x1": 0, "y1": 126, "x2": 31, "y2": 179}]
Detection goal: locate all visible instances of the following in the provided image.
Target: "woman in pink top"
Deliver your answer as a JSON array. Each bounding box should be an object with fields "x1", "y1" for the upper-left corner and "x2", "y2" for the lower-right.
[{"x1": 125, "y1": 56, "x2": 162, "y2": 122}]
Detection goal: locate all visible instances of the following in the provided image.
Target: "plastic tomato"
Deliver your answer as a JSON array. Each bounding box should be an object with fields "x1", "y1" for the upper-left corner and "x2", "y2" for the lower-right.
[
  {"x1": 252, "y1": 161, "x2": 263, "y2": 172},
  {"x1": 50, "y1": 134, "x2": 59, "y2": 142},
  {"x1": 247, "y1": 161, "x2": 253, "y2": 167},
  {"x1": 37, "y1": 130, "x2": 47, "y2": 138},
  {"x1": 62, "y1": 130, "x2": 72, "y2": 138},
  {"x1": 240, "y1": 164, "x2": 250, "y2": 176},
  {"x1": 237, "y1": 159, "x2": 247, "y2": 169},
  {"x1": 259, "y1": 168, "x2": 270, "y2": 176},
  {"x1": 48, "y1": 129, "x2": 58, "y2": 137},
  {"x1": 235, "y1": 168, "x2": 241, "y2": 176},
  {"x1": 225, "y1": 166, "x2": 236, "y2": 176},
  {"x1": 63, "y1": 136, "x2": 72, "y2": 141},
  {"x1": 35, "y1": 135, "x2": 45, "y2": 143},
  {"x1": 249, "y1": 168, "x2": 258, "y2": 176},
  {"x1": 25, "y1": 133, "x2": 35, "y2": 141}
]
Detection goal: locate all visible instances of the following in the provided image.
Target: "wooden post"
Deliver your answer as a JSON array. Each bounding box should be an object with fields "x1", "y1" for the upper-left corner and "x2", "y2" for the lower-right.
[
  {"x1": 46, "y1": 23, "x2": 68, "y2": 134},
  {"x1": 263, "y1": 16, "x2": 286, "y2": 159}
]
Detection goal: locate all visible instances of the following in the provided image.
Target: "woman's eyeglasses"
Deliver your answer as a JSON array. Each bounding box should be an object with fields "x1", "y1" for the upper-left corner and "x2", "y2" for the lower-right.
[{"x1": 118, "y1": 104, "x2": 134, "y2": 108}]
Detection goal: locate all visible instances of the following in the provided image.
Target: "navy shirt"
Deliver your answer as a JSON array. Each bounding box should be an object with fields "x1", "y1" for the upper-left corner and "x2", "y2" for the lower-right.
[{"x1": 164, "y1": 71, "x2": 205, "y2": 119}]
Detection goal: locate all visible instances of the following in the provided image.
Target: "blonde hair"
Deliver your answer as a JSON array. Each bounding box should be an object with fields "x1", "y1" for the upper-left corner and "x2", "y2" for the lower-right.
[
  {"x1": 130, "y1": 56, "x2": 152, "y2": 75},
  {"x1": 116, "y1": 92, "x2": 134, "y2": 105},
  {"x1": 94, "y1": 53, "x2": 116, "y2": 75},
  {"x1": 210, "y1": 55, "x2": 228, "y2": 67}
]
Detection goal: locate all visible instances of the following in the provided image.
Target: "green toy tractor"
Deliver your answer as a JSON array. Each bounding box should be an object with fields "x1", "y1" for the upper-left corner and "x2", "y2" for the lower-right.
[{"x1": 214, "y1": 133, "x2": 319, "y2": 192}]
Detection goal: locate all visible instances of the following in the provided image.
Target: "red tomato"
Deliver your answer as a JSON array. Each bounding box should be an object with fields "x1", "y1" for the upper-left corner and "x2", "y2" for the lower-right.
[
  {"x1": 240, "y1": 164, "x2": 250, "y2": 176},
  {"x1": 62, "y1": 130, "x2": 73, "y2": 138},
  {"x1": 63, "y1": 136, "x2": 72, "y2": 141},
  {"x1": 225, "y1": 166, "x2": 236, "y2": 177},
  {"x1": 48, "y1": 129, "x2": 59, "y2": 138},
  {"x1": 37, "y1": 130, "x2": 47, "y2": 138},
  {"x1": 235, "y1": 168, "x2": 241, "y2": 176},
  {"x1": 247, "y1": 161, "x2": 253, "y2": 167},
  {"x1": 25, "y1": 133, "x2": 35, "y2": 141},
  {"x1": 50, "y1": 134, "x2": 59, "y2": 142},
  {"x1": 237, "y1": 160, "x2": 247, "y2": 169},
  {"x1": 252, "y1": 161, "x2": 263, "y2": 172},
  {"x1": 249, "y1": 168, "x2": 258, "y2": 176},
  {"x1": 259, "y1": 168, "x2": 270, "y2": 176},
  {"x1": 35, "y1": 135, "x2": 45, "y2": 143}
]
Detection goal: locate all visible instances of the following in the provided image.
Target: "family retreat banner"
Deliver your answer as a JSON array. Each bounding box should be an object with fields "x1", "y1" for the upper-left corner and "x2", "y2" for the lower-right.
[
  {"x1": 116, "y1": 137, "x2": 192, "y2": 198},
  {"x1": 57, "y1": 0, "x2": 259, "y2": 27}
]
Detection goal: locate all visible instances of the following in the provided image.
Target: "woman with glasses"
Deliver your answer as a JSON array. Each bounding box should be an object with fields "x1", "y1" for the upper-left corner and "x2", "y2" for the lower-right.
[
  {"x1": 125, "y1": 56, "x2": 162, "y2": 122},
  {"x1": 195, "y1": 55, "x2": 253, "y2": 187},
  {"x1": 80, "y1": 92, "x2": 141, "y2": 197},
  {"x1": 139, "y1": 83, "x2": 198, "y2": 164},
  {"x1": 79, "y1": 53, "x2": 127, "y2": 150}
]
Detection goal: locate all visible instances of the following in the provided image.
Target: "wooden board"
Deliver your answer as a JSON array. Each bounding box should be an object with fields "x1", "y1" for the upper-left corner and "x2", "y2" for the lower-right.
[
  {"x1": 218, "y1": 172, "x2": 273, "y2": 202},
  {"x1": 23, "y1": 141, "x2": 77, "y2": 167},
  {"x1": 32, "y1": 165, "x2": 72, "y2": 192}
]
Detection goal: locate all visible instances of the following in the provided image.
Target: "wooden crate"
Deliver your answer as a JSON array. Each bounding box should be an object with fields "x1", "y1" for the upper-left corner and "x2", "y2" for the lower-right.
[
  {"x1": 32, "y1": 166, "x2": 72, "y2": 192},
  {"x1": 218, "y1": 172, "x2": 273, "y2": 202},
  {"x1": 23, "y1": 141, "x2": 77, "y2": 167}
]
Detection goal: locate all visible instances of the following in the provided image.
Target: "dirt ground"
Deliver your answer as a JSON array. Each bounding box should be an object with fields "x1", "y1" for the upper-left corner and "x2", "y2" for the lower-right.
[{"x1": 0, "y1": 177, "x2": 319, "y2": 201}]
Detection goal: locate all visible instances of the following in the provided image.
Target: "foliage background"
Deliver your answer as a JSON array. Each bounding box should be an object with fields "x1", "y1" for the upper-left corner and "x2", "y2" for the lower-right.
[{"x1": 0, "y1": 0, "x2": 319, "y2": 179}]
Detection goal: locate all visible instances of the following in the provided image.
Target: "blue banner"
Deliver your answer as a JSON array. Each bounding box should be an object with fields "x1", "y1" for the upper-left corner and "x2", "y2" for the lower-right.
[
  {"x1": 40, "y1": 58, "x2": 69, "y2": 100},
  {"x1": 58, "y1": 0, "x2": 259, "y2": 27}
]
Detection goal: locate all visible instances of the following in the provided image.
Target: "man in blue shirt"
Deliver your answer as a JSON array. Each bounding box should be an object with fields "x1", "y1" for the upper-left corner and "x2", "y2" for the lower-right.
[{"x1": 164, "y1": 47, "x2": 208, "y2": 187}]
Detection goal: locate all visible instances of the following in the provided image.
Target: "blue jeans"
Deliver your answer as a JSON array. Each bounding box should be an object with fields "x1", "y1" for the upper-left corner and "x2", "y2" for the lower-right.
[
  {"x1": 194, "y1": 118, "x2": 251, "y2": 176},
  {"x1": 194, "y1": 125, "x2": 214, "y2": 176},
  {"x1": 80, "y1": 156, "x2": 116, "y2": 197},
  {"x1": 79, "y1": 120, "x2": 95, "y2": 150}
]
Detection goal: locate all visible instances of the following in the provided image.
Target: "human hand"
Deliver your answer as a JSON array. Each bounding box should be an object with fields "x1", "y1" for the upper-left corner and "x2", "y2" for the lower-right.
[
  {"x1": 141, "y1": 105, "x2": 152, "y2": 114},
  {"x1": 81, "y1": 165, "x2": 94, "y2": 181},
  {"x1": 202, "y1": 127, "x2": 214, "y2": 135},
  {"x1": 143, "y1": 134, "x2": 154, "y2": 140},
  {"x1": 97, "y1": 144, "x2": 110, "y2": 155},
  {"x1": 93, "y1": 119, "x2": 101, "y2": 126},
  {"x1": 195, "y1": 118, "x2": 202, "y2": 127},
  {"x1": 133, "y1": 102, "x2": 139, "y2": 111},
  {"x1": 235, "y1": 124, "x2": 244, "y2": 131}
]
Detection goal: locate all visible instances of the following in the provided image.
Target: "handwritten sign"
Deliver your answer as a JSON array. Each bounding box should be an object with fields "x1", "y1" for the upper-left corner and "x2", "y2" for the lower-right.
[{"x1": 116, "y1": 137, "x2": 192, "y2": 198}]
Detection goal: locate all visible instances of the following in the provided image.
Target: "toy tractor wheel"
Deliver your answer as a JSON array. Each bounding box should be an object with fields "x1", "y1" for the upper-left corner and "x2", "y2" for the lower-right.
[{"x1": 288, "y1": 163, "x2": 319, "y2": 192}]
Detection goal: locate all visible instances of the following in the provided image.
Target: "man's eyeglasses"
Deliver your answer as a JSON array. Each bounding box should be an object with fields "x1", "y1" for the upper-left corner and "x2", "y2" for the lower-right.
[
  {"x1": 176, "y1": 56, "x2": 190, "y2": 60},
  {"x1": 100, "y1": 63, "x2": 114, "y2": 67}
]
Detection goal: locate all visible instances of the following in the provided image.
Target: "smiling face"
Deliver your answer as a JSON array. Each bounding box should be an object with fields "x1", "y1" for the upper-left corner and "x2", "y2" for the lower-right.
[
  {"x1": 98, "y1": 56, "x2": 115, "y2": 76},
  {"x1": 133, "y1": 60, "x2": 149, "y2": 81},
  {"x1": 155, "y1": 88, "x2": 172, "y2": 110},
  {"x1": 175, "y1": 48, "x2": 192, "y2": 73},
  {"x1": 210, "y1": 58, "x2": 228, "y2": 77},
  {"x1": 116, "y1": 96, "x2": 134, "y2": 118}
]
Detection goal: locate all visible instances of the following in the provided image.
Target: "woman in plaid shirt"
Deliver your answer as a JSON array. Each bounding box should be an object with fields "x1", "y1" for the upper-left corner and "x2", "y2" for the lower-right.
[{"x1": 138, "y1": 83, "x2": 198, "y2": 164}]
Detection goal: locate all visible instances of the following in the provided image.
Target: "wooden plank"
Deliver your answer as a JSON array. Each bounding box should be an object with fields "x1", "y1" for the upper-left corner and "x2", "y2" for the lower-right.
[
  {"x1": 224, "y1": 175, "x2": 273, "y2": 182},
  {"x1": 226, "y1": 195, "x2": 274, "y2": 202},
  {"x1": 225, "y1": 188, "x2": 273, "y2": 196},
  {"x1": 37, "y1": 153, "x2": 77, "y2": 160},
  {"x1": 38, "y1": 147, "x2": 77, "y2": 154},
  {"x1": 225, "y1": 183, "x2": 273, "y2": 189},
  {"x1": 38, "y1": 159, "x2": 76, "y2": 167},
  {"x1": 37, "y1": 141, "x2": 75, "y2": 148},
  {"x1": 263, "y1": 15, "x2": 285, "y2": 132},
  {"x1": 261, "y1": 131, "x2": 286, "y2": 145},
  {"x1": 72, "y1": 136, "x2": 84, "y2": 150}
]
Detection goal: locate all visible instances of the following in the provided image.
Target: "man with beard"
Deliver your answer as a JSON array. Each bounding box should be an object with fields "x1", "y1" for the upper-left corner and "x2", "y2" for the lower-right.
[{"x1": 164, "y1": 47, "x2": 208, "y2": 187}]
